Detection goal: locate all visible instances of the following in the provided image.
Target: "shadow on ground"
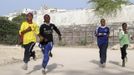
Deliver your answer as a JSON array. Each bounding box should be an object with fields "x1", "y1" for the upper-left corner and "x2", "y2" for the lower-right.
[
  {"x1": 90, "y1": 60, "x2": 100, "y2": 66},
  {"x1": 109, "y1": 60, "x2": 121, "y2": 67},
  {"x1": 27, "y1": 63, "x2": 64, "y2": 74}
]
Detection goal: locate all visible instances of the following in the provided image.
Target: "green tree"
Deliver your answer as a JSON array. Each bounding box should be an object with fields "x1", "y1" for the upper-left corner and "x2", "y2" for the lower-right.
[
  {"x1": 0, "y1": 16, "x2": 8, "y2": 20},
  {"x1": 12, "y1": 13, "x2": 26, "y2": 24},
  {"x1": 0, "y1": 17, "x2": 19, "y2": 45},
  {"x1": 0, "y1": 14, "x2": 27, "y2": 45},
  {"x1": 88, "y1": 0, "x2": 129, "y2": 16}
]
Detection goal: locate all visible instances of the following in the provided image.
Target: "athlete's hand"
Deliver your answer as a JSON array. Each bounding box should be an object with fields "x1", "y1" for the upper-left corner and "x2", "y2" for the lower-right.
[
  {"x1": 130, "y1": 36, "x2": 133, "y2": 40},
  {"x1": 99, "y1": 33, "x2": 104, "y2": 35},
  {"x1": 21, "y1": 27, "x2": 32, "y2": 35},
  {"x1": 108, "y1": 36, "x2": 112, "y2": 38},
  {"x1": 26, "y1": 27, "x2": 32, "y2": 32}
]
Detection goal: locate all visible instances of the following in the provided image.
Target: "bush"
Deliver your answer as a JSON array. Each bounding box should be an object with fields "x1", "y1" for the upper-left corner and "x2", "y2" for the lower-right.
[
  {"x1": 0, "y1": 13, "x2": 26, "y2": 45},
  {"x1": 12, "y1": 13, "x2": 26, "y2": 24},
  {"x1": 0, "y1": 17, "x2": 19, "y2": 45}
]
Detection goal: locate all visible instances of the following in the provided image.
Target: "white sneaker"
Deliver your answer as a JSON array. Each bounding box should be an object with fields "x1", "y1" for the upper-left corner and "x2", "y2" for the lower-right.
[
  {"x1": 42, "y1": 69, "x2": 46, "y2": 75},
  {"x1": 22, "y1": 63, "x2": 28, "y2": 70},
  {"x1": 125, "y1": 57, "x2": 128, "y2": 62},
  {"x1": 102, "y1": 63, "x2": 106, "y2": 68},
  {"x1": 99, "y1": 63, "x2": 106, "y2": 68}
]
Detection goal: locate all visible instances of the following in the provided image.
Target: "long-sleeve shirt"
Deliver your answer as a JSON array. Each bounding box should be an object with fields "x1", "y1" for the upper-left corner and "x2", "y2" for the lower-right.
[
  {"x1": 95, "y1": 26, "x2": 110, "y2": 46},
  {"x1": 119, "y1": 30, "x2": 130, "y2": 47},
  {"x1": 19, "y1": 21, "x2": 39, "y2": 45},
  {"x1": 39, "y1": 23, "x2": 61, "y2": 45}
]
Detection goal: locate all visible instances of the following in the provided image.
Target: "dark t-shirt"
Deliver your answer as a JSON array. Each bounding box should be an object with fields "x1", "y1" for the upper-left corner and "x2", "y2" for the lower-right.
[
  {"x1": 39, "y1": 23, "x2": 61, "y2": 45},
  {"x1": 95, "y1": 26, "x2": 110, "y2": 46}
]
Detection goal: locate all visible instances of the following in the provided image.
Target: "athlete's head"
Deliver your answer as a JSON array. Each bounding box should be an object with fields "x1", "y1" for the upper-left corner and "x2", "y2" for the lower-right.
[
  {"x1": 100, "y1": 19, "x2": 106, "y2": 26},
  {"x1": 44, "y1": 14, "x2": 50, "y2": 23},
  {"x1": 122, "y1": 23, "x2": 127, "y2": 31},
  {"x1": 26, "y1": 12, "x2": 33, "y2": 23}
]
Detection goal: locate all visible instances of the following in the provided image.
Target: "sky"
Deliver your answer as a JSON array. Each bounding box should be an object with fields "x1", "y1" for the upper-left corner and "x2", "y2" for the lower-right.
[{"x1": 0, "y1": 0, "x2": 134, "y2": 16}]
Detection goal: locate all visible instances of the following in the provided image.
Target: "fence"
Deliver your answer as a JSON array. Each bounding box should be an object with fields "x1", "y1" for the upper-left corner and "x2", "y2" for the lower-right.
[{"x1": 53, "y1": 24, "x2": 134, "y2": 47}]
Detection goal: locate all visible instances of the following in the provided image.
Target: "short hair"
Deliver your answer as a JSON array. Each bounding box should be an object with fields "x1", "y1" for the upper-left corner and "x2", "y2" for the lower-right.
[
  {"x1": 122, "y1": 23, "x2": 127, "y2": 27},
  {"x1": 100, "y1": 18, "x2": 105, "y2": 21},
  {"x1": 26, "y1": 12, "x2": 33, "y2": 17},
  {"x1": 44, "y1": 14, "x2": 50, "y2": 18}
]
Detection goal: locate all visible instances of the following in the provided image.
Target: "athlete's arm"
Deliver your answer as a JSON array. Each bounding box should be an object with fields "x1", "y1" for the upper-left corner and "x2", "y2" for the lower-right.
[
  {"x1": 21, "y1": 27, "x2": 32, "y2": 35},
  {"x1": 53, "y1": 24, "x2": 62, "y2": 40}
]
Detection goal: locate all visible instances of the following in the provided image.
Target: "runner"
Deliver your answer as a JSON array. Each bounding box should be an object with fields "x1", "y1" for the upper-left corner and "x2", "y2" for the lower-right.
[
  {"x1": 19, "y1": 12, "x2": 39, "y2": 70},
  {"x1": 95, "y1": 19, "x2": 110, "y2": 68},
  {"x1": 39, "y1": 14, "x2": 62, "y2": 74},
  {"x1": 119, "y1": 23, "x2": 130, "y2": 67}
]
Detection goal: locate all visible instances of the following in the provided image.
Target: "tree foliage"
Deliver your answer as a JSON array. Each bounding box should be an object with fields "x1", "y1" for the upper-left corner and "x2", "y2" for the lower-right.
[
  {"x1": 0, "y1": 17, "x2": 19, "y2": 45},
  {"x1": 12, "y1": 13, "x2": 26, "y2": 24},
  {"x1": 0, "y1": 14, "x2": 26, "y2": 45},
  {"x1": 88, "y1": 0, "x2": 129, "y2": 16}
]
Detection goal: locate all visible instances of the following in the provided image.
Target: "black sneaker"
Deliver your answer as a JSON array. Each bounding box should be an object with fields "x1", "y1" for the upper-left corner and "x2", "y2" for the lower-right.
[
  {"x1": 49, "y1": 52, "x2": 53, "y2": 57},
  {"x1": 125, "y1": 56, "x2": 128, "y2": 62},
  {"x1": 32, "y1": 51, "x2": 36, "y2": 61},
  {"x1": 122, "y1": 59, "x2": 125, "y2": 67}
]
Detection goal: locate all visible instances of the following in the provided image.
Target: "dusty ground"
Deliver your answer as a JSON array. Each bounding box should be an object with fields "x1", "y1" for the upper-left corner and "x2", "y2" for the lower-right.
[
  {"x1": 0, "y1": 45, "x2": 42, "y2": 66},
  {"x1": 0, "y1": 45, "x2": 134, "y2": 75}
]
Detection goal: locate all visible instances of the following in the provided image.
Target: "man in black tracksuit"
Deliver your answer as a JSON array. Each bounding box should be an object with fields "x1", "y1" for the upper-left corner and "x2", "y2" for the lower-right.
[{"x1": 39, "y1": 14, "x2": 62, "y2": 74}]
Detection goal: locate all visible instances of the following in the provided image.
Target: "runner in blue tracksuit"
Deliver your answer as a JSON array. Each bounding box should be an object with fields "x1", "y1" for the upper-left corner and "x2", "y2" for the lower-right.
[
  {"x1": 95, "y1": 19, "x2": 110, "y2": 68},
  {"x1": 39, "y1": 14, "x2": 62, "y2": 74}
]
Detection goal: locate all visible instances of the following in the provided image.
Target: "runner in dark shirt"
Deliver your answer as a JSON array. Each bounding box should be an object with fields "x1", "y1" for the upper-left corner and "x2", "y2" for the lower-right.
[{"x1": 39, "y1": 14, "x2": 62, "y2": 74}]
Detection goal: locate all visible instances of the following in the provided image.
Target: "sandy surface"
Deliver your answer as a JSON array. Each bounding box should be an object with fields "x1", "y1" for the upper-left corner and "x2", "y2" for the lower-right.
[
  {"x1": 0, "y1": 46, "x2": 134, "y2": 75},
  {"x1": 0, "y1": 45, "x2": 42, "y2": 66}
]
